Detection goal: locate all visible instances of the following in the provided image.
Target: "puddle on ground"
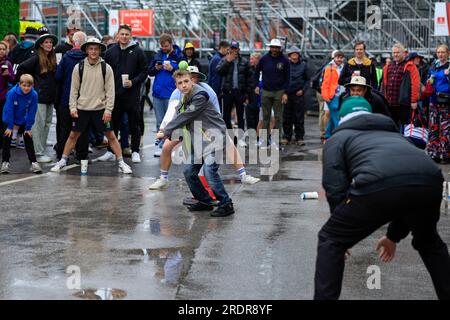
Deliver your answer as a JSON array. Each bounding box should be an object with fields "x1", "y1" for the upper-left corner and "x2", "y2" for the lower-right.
[
  {"x1": 282, "y1": 153, "x2": 321, "y2": 162},
  {"x1": 74, "y1": 288, "x2": 127, "y2": 300},
  {"x1": 260, "y1": 174, "x2": 303, "y2": 182}
]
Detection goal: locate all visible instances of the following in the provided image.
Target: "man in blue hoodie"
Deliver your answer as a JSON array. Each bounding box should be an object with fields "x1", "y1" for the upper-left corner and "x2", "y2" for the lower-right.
[
  {"x1": 54, "y1": 31, "x2": 89, "y2": 162},
  {"x1": 1, "y1": 74, "x2": 41, "y2": 174},
  {"x1": 254, "y1": 39, "x2": 290, "y2": 147},
  {"x1": 148, "y1": 33, "x2": 182, "y2": 157}
]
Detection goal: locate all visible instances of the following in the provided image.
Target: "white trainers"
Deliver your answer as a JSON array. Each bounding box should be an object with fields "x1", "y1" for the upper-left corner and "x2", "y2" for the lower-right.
[
  {"x1": 237, "y1": 139, "x2": 247, "y2": 148},
  {"x1": 241, "y1": 174, "x2": 261, "y2": 185},
  {"x1": 97, "y1": 151, "x2": 116, "y2": 162},
  {"x1": 50, "y1": 159, "x2": 67, "y2": 172},
  {"x1": 118, "y1": 161, "x2": 132, "y2": 174},
  {"x1": 149, "y1": 177, "x2": 169, "y2": 190},
  {"x1": 1, "y1": 162, "x2": 10, "y2": 173},
  {"x1": 154, "y1": 148, "x2": 162, "y2": 157},
  {"x1": 132, "y1": 152, "x2": 141, "y2": 163},
  {"x1": 37, "y1": 155, "x2": 52, "y2": 163},
  {"x1": 30, "y1": 162, "x2": 42, "y2": 174}
]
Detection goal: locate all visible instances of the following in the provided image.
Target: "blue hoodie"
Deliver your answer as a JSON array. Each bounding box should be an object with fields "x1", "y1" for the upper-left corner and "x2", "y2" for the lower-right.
[
  {"x1": 148, "y1": 44, "x2": 182, "y2": 99},
  {"x1": 55, "y1": 48, "x2": 87, "y2": 107},
  {"x1": 2, "y1": 84, "x2": 38, "y2": 131}
]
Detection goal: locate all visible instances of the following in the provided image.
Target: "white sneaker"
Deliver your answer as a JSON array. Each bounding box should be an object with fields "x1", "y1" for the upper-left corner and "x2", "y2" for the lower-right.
[
  {"x1": 97, "y1": 151, "x2": 116, "y2": 162},
  {"x1": 37, "y1": 155, "x2": 52, "y2": 163},
  {"x1": 88, "y1": 146, "x2": 93, "y2": 153},
  {"x1": 241, "y1": 174, "x2": 260, "y2": 185},
  {"x1": 237, "y1": 139, "x2": 247, "y2": 148},
  {"x1": 154, "y1": 148, "x2": 162, "y2": 157},
  {"x1": 148, "y1": 177, "x2": 169, "y2": 190},
  {"x1": 30, "y1": 162, "x2": 42, "y2": 174},
  {"x1": 1, "y1": 162, "x2": 10, "y2": 173},
  {"x1": 50, "y1": 159, "x2": 67, "y2": 172},
  {"x1": 132, "y1": 152, "x2": 141, "y2": 163},
  {"x1": 118, "y1": 161, "x2": 132, "y2": 174}
]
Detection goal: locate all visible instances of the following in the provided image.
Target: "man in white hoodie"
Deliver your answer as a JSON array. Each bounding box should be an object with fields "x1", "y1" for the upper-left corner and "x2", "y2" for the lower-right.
[{"x1": 50, "y1": 38, "x2": 132, "y2": 174}]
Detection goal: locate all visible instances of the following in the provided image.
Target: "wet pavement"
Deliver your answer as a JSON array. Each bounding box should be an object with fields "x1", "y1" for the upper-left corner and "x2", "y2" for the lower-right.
[{"x1": 0, "y1": 109, "x2": 449, "y2": 300}]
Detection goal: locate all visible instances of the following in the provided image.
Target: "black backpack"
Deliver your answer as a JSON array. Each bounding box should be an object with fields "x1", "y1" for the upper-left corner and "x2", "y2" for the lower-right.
[
  {"x1": 78, "y1": 60, "x2": 106, "y2": 97},
  {"x1": 10, "y1": 46, "x2": 36, "y2": 74}
]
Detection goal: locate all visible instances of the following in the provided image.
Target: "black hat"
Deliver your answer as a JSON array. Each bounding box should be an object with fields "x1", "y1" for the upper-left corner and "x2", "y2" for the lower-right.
[
  {"x1": 23, "y1": 27, "x2": 38, "y2": 40},
  {"x1": 407, "y1": 51, "x2": 424, "y2": 61},
  {"x1": 230, "y1": 40, "x2": 239, "y2": 49},
  {"x1": 38, "y1": 26, "x2": 49, "y2": 36},
  {"x1": 34, "y1": 33, "x2": 58, "y2": 49}
]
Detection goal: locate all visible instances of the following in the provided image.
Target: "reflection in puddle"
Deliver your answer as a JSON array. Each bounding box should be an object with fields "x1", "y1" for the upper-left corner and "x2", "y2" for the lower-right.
[
  {"x1": 112, "y1": 247, "x2": 187, "y2": 286},
  {"x1": 73, "y1": 288, "x2": 127, "y2": 300}
]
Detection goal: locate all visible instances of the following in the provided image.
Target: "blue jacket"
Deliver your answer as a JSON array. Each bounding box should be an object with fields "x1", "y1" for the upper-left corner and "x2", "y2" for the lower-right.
[
  {"x1": 429, "y1": 61, "x2": 450, "y2": 104},
  {"x1": 148, "y1": 44, "x2": 182, "y2": 99},
  {"x1": 255, "y1": 53, "x2": 290, "y2": 92},
  {"x1": 55, "y1": 48, "x2": 86, "y2": 107},
  {"x1": 2, "y1": 84, "x2": 38, "y2": 131},
  {"x1": 287, "y1": 58, "x2": 310, "y2": 94},
  {"x1": 208, "y1": 52, "x2": 225, "y2": 95}
]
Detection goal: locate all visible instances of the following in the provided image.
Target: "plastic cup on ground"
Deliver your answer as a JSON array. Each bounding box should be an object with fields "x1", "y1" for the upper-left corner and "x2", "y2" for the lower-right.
[
  {"x1": 301, "y1": 192, "x2": 319, "y2": 199},
  {"x1": 80, "y1": 160, "x2": 88, "y2": 176}
]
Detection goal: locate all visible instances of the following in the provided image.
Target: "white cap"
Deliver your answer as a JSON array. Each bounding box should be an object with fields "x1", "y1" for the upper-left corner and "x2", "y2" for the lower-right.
[{"x1": 267, "y1": 38, "x2": 282, "y2": 47}]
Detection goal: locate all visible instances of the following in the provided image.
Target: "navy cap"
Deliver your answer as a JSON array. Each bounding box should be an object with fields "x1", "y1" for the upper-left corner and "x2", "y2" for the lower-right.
[
  {"x1": 230, "y1": 40, "x2": 239, "y2": 49},
  {"x1": 407, "y1": 51, "x2": 424, "y2": 61}
]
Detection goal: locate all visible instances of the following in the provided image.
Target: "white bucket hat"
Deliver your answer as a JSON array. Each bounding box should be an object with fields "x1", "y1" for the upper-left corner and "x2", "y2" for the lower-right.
[
  {"x1": 267, "y1": 38, "x2": 282, "y2": 47},
  {"x1": 81, "y1": 37, "x2": 106, "y2": 53},
  {"x1": 187, "y1": 66, "x2": 207, "y2": 81}
]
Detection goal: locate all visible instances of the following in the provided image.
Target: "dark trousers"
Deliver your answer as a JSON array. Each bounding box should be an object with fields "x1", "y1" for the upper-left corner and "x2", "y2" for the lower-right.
[
  {"x1": 222, "y1": 89, "x2": 246, "y2": 130},
  {"x1": 57, "y1": 105, "x2": 89, "y2": 160},
  {"x1": 245, "y1": 94, "x2": 259, "y2": 131},
  {"x1": 283, "y1": 94, "x2": 305, "y2": 141},
  {"x1": 0, "y1": 99, "x2": 5, "y2": 149},
  {"x1": 110, "y1": 96, "x2": 141, "y2": 153},
  {"x1": 314, "y1": 185, "x2": 450, "y2": 300},
  {"x1": 183, "y1": 154, "x2": 232, "y2": 208},
  {"x1": 139, "y1": 94, "x2": 145, "y2": 135},
  {"x1": 2, "y1": 124, "x2": 37, "y2": 163},
  {"x1": 389, "y1": 105, "x2": 410, "y2": 129}
]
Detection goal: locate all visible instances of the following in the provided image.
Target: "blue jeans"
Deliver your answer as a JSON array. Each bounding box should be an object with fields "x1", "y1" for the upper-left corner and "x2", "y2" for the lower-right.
[
  {"x1": 183, "y1": 155, "x2": 232, "y2": 207},
  {"x1": 120, "y1": 113, "x2": 130, "y2": 149},
  {"x1": 325, "y1": 96, "x2": 340, "y2": 139},
  {"x1": 152, "y1": 96, "x2": 169, "y2": 130}
]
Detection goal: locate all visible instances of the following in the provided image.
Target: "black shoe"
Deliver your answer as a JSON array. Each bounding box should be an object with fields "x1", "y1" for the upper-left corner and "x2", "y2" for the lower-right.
[
  {"x1": 183, "y1": 196, "x2": 199, "y2": 206},
  {"x1": 187, "y1": 202, "x2": 214, "y2": 211},
  {"x1": 211, "y1": 203, "x2": 235, "y2": 217}
]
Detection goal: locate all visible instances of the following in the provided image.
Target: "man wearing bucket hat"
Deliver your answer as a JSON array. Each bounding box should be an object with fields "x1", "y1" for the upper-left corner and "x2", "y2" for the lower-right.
[
  {"x1": 182, "y1": 42, "x2": 201, "y2": 69},
  {"x1": 254, "y1": 38, "x2": 290, "y2": 147},
  {"x1": 50, "y1": 38, "x2": 132, "y2": 174},
  {"x1": 316, "y1": 95, "x2": 450, "y2": 300},
  {"x1": 216, "y1": 40, "x2": 252, "y2": 137},
  {"x1": 339, "y1": 75, "x2": 391, "y2": 117},
  {"x1": 282, "y1": 45, "x2": 310, "y2": 146}
]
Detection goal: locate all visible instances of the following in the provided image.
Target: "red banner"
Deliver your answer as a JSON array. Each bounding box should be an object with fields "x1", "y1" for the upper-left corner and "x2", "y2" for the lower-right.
[{"x1": 119, "y1": 9, "x2": 154, "y2": 37}]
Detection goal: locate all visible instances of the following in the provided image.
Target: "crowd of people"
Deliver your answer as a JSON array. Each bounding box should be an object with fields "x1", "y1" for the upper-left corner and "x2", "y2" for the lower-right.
[{"x1": 1, "y1": 24, "x2": 450, "y2": 298}]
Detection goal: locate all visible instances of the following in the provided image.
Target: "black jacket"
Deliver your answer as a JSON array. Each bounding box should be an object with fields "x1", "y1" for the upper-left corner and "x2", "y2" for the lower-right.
[
  {"x1": 55, "y1": 42, "x2": 73, "y2": 55},
  {"x1": 339, "y1": 90, "x2": 391, "y2": 117},
  {"x1": 287, "y1": 59, "x2": 310, "y2": 94},
  {"x1": 16, "y1": 54, "x2": 56, "y2": 104},
  {"x1": 104, "y1": 42, "x2": 148, "y2": 98},
  {"x1": 338, "y1": 57, "x2": 378, "y2": 89},
  {"x1": 322, "y1": 113, "x2": 443, "y2": 212},
  {"x1": 216, "y1": 55, "x2": 252, "y2": 95}
]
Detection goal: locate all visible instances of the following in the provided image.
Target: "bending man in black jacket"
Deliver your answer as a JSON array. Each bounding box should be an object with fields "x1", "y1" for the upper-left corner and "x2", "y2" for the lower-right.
[{"x1": 316, "y1": 96, "x2": 450, "y2": 300}]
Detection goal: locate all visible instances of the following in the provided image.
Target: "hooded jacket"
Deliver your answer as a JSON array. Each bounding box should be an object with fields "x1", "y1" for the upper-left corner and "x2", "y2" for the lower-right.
[
  {"x1": 216, "y1": 55, "x2": 252, "y2": 94},
  {"x1": 321, "y1": 61, "x2": 343, "y2": 101},
  {"x1": 338, "y1": 57, "x2": 378, "y2": 89},
  {"x1": 162, "y1": 83, "x2": 227, "y2": 160},
  {"x1": 148, "y1": 44, "x2": 182, "y2": 99},
  {"x1": 16, "y1": 54, "x2": 57, "y2": 104},
  {"x1": 104, "y1": 41, "x2": 149, "y2": 99},
  {"x1": 322, "y1": 113, "x2": 443, "y2": 212},
  {"x1": 2, "y1": 83, "x2": 38, "y2": 131},
  {"x1": 0, "y1": 58, "x2": 14, "y2": 101},
  {"x1": 9, "y1": 40, "x2": 36, "y2": 70},
  {"x1": 55, "y1": 48, "x2": 87, "y2": 107},
  {"x1": 69, "y1": 57, "x2": 115, "y2": 115}
]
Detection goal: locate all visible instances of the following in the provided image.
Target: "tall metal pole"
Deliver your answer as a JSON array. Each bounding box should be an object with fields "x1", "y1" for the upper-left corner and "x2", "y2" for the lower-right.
[
  {"x1": 250, "y1": 0, "x2": 255, "y2": 51},
  {"x1": 57, "y1": 0, "x2": 62, "y2": 43},
  {"x1": 428, "y1": 0, "x2": 432, "y2": 57}
]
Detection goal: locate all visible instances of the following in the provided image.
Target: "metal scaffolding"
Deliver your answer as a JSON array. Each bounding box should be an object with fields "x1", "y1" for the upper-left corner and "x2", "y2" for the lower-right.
[{"x1": 23, "y1": 0, "x2": 444, "y2": 58}]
